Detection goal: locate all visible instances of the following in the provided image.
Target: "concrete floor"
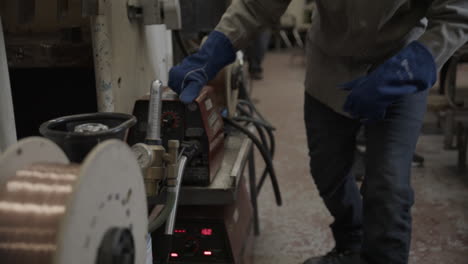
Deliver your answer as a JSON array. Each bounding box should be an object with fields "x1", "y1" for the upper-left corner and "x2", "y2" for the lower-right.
[{"x1": 248, "y1": 52, "x2": 468, "y2": 264}]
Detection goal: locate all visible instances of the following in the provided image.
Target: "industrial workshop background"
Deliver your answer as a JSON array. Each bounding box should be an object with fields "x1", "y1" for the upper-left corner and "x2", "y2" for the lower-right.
[{"x1": 0, "y1": 1, "x2": 468, "y2": 264}]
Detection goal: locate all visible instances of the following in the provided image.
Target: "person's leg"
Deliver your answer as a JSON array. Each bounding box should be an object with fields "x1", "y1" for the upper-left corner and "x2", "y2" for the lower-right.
[
  {"x1": 362, "y1": 90, "x2": 428, "y2": 263},
  {"x1": 257, "y1": 29, "x2": 271, "y2": 65},
  {"x1": 304, "y1": 93, "x2": 363, "y2": 251},
  {"x1": 246, "y1": 30, "x2": 271, "y2": 79},
  {"x1": 246, "y1": 35, "x2": 263, "y2": 75}
]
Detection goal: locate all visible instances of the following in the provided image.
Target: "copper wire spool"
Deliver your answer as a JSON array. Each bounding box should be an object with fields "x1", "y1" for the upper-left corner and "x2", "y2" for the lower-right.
[
  {"x1": 0, "y1": 163, "x2": 80, "y2": 263},
  {"x1": 0, "y1": 137, "x2": 148, "y2": 264}
]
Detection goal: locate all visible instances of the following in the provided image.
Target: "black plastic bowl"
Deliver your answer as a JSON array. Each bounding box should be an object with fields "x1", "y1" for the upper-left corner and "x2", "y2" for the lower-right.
[{"x1": 39, "y1": 113, "x2": 137, "y2": 162}]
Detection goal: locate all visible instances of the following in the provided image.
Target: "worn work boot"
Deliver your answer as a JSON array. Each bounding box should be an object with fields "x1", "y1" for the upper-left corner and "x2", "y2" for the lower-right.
[{"x1": 302, "y1": 248, "x2": 360, "y2": 264}]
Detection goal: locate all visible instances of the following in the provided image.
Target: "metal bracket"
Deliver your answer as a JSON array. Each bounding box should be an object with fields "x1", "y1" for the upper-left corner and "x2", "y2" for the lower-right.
[
  {"x1": 160, "y1": 0, "x2": 182, "y2": 30},
  {"x1": 127, "y1": 0, "x2": 161, "y2": 25},
  {"x1": 127, "y1": 0, "x2": 144, "y2": 21},
  {"x1": 142, "y1": 0, "x2": 162, "y2": 25},
  {"x1": 127, "y1": 0, "x2": 181, "y2": 29}
]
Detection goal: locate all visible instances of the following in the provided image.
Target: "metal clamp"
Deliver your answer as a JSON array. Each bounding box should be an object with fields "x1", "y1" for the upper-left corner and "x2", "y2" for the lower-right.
[
  {"x1": 127, "y1": 0, "x2": 181, "y2": 29},
  {"x1": 160, "y1": 0, "x2": 182, "y2": 29}
]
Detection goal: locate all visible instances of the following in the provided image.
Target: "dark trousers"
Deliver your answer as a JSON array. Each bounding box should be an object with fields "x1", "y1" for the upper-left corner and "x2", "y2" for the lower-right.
[
  {"x1": 304, "y1": 91, "x2": 427, "y2": 264},
  {"x1": 246, "y1": 30, "x2": 271, "y2": 74}
]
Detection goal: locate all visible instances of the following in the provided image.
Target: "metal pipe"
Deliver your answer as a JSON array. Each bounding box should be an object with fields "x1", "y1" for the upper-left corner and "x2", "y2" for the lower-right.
[
  {"x1": 147, "y1": 155, "x2": 187, "y2": 233},
  {"x1": 248, "y1": 146, "x2": 260, "y2": 236},
  {"x1": 0, "y1": 18, "x2": 17, "y2": 152},
  {"x1": 90, "y1": 12, "x2": 115, "y2": 112},
  {"x1": 164, "y1": 155, "x2": 187, "y2": 235},
  {"x1": 146, "y1": 80, "x2": 163, "y2": 144},
  {"x1": 148, "y1": 193, "x2": 175, "y2": 233}
]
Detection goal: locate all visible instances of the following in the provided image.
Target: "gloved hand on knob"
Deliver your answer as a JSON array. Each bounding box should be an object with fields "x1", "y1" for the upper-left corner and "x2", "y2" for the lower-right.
[{"x1": 168, "y1": 31, "x2": 236, "y2": 103}]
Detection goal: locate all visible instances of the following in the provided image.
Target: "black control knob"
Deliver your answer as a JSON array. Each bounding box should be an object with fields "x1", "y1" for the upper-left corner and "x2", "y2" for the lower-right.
[
  {"x1": 161, "y1": 112, "x2": 179, "y2": 129},
  {"x1": 163, "y1": 115, "x2": 175, "y2": 128}
]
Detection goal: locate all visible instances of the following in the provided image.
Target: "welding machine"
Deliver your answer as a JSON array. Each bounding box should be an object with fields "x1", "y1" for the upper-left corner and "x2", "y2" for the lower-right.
[
  {"x1": 152, "y1": 176, "x2": 254, "y2": 264},
  {"x1": 128, "y1": 86, "x2": 225, "y2": 186}
]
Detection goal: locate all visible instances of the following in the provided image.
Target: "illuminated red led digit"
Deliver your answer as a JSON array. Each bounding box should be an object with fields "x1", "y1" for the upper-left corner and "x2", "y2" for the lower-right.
[{"x1": 201, "y1": 228, "x2": 213, "y2": 236}]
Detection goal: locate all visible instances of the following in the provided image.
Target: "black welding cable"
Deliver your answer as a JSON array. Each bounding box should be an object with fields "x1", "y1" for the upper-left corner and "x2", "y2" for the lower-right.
[
  {"x1": 225, "y1": 117, "x2": 279, "y2": 205},
  {"x1": 237, "y1": 104, "x2": 254, "y2": 121},
  {"x1": 236, "y1": 106, "x2": 275, "y2": 135},
  {"x1": 265, "y1": 127, "x2": 276, "y2": 157},
  {"x1": 238, "y1": 100, "x2": 274, "y2": 128},
  {"x1": 238, "y1": 100, "x2": 260, "y2": 117},
  {"x1": 233, "y1": 116, "x2": 276, "y2": 131},
  {"x1": 256, "y1": 127, "x2": 277, "y2": 193},
  {"x1": 233, "y1": 116, "x2": 275, "y2": 131},
  {"x1": 236, "y1": 103, "x2": 275, "y2": 156},
  {"x1": 236, "y1": 106, "x2": 277, "y2": 194},
  {"x1": 223, "y1": 118, "x2": 282, "y2": 206},
  {"x1": 248, "y1": 122, "x2": 273, "y2": 195},
  {"x1": 236, "y1": 81, "x2": 279, "y2": 195},
  {"x1": 250, "y1": 123, "x2": 277, "y2": 195},
  {"x1": 236, "y1": 106, "x2": 275, "y2": 155},
  {"x1": 250, "y1": 122, "x2": 269, "y2": 163},
  {"x1": 174, "y1": 30, "x2": 190, "y2": 57},
  {"x1": 235, "y1": 106, "x2": 272, "y2": 176},
  {"x1": 234, "y1": 107, "x2": 270, "y2": 153},
  {"x1": 237, "y1": 101, "x2": 254, "y2": 116},
  {"x1": 234, "y1": 116, "x2": 272, "y2": 156},
  {"x1": 237, "y1": 70, "x2": 272, "y2": 127}
]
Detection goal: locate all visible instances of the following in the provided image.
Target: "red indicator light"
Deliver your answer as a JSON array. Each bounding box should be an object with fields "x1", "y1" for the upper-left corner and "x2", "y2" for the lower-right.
[
  {"x1": 170, "y1": 253, "x2": 179, "y2": 258},
  {"x1": 174, "y1": 229, "x2": 186, "y2": 233},
  {"x1": 203, "y1": 251, "x2": 213, "y2": 256},
  {"x1": 201, "y1": 228, "x2": 213, "y2": 236}
]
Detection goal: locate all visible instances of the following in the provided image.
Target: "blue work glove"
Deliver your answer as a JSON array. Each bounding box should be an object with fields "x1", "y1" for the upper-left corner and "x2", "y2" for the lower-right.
[
  {"x1": 169, "y1": 31, "x2": 236, "y2": 103},
  {"x1": 341, "y1": 41, "x2": 437, "y2": 122}
]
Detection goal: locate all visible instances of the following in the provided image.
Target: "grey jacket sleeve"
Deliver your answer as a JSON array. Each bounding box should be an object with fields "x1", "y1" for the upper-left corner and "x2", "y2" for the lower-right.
[
  {"x1": 418, "y1": 0, "x2": 468, "y2": 69},
  {"x1": 215, "y1": 0, "x2": 291, "y2": 49}
]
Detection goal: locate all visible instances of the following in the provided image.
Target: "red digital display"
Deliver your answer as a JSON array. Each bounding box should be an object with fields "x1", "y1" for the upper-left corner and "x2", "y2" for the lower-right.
[
  {"x1": 201, "y1": 228, "x2": 213, "y2": 236},
  {"x1": 170, "y1": 253, "x2": 179, "y2": 258},
  {"x1": 203, "y1": 251, "x2": 213, "y2": 256},
  {"x1": 174, "y1": 229, "x2": 186, "y2": 233}
]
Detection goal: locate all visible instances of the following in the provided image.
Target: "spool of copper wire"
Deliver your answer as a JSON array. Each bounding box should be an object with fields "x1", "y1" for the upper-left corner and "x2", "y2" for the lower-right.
[
  {"x1": 0, "y1": 163, "x2": 79, "y2": 263},
  {"x1": 0, "y1": 137, "x2": 148, "y2": 264}
]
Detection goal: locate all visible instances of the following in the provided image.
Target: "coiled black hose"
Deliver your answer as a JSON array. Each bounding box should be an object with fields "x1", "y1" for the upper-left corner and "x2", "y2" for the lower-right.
[{"x1": 223, "y1": 118, "x2": 282, "y2": 206}]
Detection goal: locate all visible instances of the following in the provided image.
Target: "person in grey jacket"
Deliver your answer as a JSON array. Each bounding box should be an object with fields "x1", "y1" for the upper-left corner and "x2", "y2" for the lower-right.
[{"x1": 168, "y1": 1, "x2": 468, "y2": 263}]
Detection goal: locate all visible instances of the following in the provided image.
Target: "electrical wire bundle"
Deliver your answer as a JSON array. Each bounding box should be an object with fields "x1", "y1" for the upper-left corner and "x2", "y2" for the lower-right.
[{"x1": 223, "y1": 76, "x2": 283, "y2": 207}]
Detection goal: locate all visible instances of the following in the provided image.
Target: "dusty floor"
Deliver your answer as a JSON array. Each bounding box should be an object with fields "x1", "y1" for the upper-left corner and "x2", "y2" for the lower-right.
[{"x1": 249, "y1": 52, "x2": 468, "y2": 264}]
